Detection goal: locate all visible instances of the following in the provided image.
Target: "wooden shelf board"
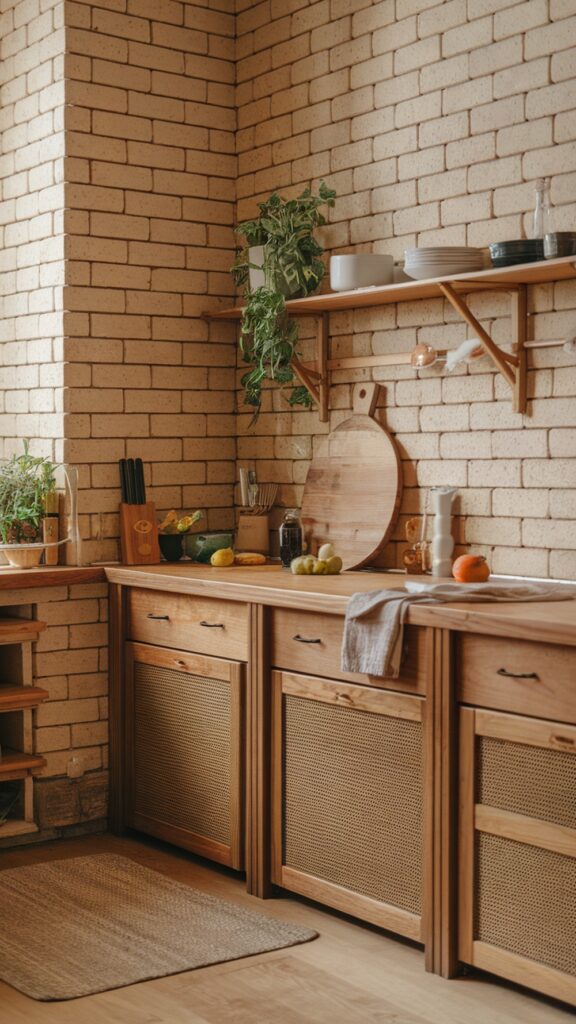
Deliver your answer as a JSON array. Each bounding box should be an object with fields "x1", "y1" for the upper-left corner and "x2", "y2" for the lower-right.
[
  {"x1": 0, "y1": 618, "x2": 46, "y2": 642},
  {"x1": 205, "y1": 255, "x2": 576, "y2": 320},
  {"x1": 0, "y1": 749, "x2": 46, "y2": 776},
  {"x1": 0, "y1": 685, "x2": 49, "y2": 712},
  {"x1": 0, "y1": 818, "x2": 38, "y2": 838}
]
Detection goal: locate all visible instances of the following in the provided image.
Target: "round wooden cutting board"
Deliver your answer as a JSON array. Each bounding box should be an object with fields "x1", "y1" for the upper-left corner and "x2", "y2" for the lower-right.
[{"x1": 301, "y1": 382, "x2": 402, "y2": 570}]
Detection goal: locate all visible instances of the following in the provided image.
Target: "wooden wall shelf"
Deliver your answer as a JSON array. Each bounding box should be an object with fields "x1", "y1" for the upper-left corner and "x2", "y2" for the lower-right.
[
  {"x1": 0, "y1": 685, "x2": 49, "y2": 712},
  {"x1": 0, "y1": 749, "x2": 46, "y2": 778},
  {"x1": 206, "y1": 255, "x2": 576, "y2": 420}
]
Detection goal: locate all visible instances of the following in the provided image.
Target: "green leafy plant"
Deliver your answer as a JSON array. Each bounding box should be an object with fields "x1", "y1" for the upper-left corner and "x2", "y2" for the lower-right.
[
  {"x1": 232, "y1": 181, "x2": 336, "y2": 415},
  {"x1": 0, "y1": 442, "x2": 56, "y2": 544}
]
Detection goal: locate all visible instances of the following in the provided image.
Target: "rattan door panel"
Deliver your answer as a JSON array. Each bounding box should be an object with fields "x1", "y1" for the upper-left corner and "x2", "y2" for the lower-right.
[
  {"x1": 127, "y1": 588, "x2": 248, "y2": 661},
  {"x1": 271, "y1": 608, "x2": 426, "y2": 693},
  {"x1": 458, "y1": 707, "x2": 576, "y2": 1005},
  {"x1": 271, "y1": 670, "x2": 424, "y2": 941},
  {"x1": 125, "y1": 642, "x2": 244, "y2": 869}
]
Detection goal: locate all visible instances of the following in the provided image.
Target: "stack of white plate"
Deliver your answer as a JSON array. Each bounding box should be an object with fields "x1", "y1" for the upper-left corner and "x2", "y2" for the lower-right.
[{"x1": 404, "y1": 247, "x2": 484, "y2": 281}]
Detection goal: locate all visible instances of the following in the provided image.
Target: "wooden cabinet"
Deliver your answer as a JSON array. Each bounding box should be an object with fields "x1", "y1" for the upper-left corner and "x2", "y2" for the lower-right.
[
  {"x1": 271, "y1": 608, "x2": 426, "y2": 693},
  {"x1": 124, "y1": 640, "x2": 244, "y2": 869},
  {"x1": 458, "y1": 691, "x2": 576, "y2": 1004},
  {"x1": 109, "y1": 569, "x2": 576, "y2": 1006},
  {"x1": 0, "y1": 619, "x2": 47, "y2": 841},
  {"x1": 458, "y1": 633, "x2": 575, "y2": 724},
  {"x1": 127, "y1": 587, "x2": 248, "y2": 661},
  {"x1": 271, "y1": 669, "x2": 426, "y2": 941}
]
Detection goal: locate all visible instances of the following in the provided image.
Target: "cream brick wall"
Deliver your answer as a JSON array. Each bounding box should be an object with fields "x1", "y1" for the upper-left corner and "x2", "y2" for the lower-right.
[
  {"x1": 235, "y1": 0, "x2": 576, "y2": 580},
  {"x1": 0, "y1": 0, "x2": 66, "y2": 464},
  {"x1": 63, "y1": 0, "x2": 237, "y2": 562}
]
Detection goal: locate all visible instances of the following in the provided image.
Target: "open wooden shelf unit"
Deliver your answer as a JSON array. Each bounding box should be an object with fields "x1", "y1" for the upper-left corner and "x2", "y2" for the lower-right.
[
  {"x1": 206, "y1": 254, "x2": 576, "y2": 420},
  {"x1": 0, "y1": 617, "x2": 47, "y2": 839}
]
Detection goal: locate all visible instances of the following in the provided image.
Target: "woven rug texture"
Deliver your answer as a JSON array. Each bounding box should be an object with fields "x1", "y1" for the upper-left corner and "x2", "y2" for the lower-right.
[{"x1": 0, "y1": 853, "x2": 317, "y2": 1001}]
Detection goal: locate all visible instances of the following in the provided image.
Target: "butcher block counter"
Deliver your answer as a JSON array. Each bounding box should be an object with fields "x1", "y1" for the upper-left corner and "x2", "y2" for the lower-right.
[{"x1": 106, "y1": 564, "x2": 576, "y2": 1007}]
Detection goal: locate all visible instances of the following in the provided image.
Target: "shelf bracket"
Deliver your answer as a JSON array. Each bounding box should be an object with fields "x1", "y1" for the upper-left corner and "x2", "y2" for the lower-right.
[
  {"x1": 439, "y1": 282, "x2": 527, "y2": 413},
  {"x1": 291, "y1": 313, "x2": 329, "y2": 421}
]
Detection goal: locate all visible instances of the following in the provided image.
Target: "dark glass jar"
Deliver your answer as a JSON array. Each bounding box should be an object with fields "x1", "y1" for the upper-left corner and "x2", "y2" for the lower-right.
[{"x1": 279, "y1": 508, "x2": 303, "y2": 568}]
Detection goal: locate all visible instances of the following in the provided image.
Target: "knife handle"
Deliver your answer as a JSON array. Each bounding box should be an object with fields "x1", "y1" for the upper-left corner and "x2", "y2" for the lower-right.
[
  {"x1": 126, "y1": 458, "x2": 136, "y2": 504},
  {"x1": 135, "y1": 458, "x2": 146, "y2": 504},
  {"x1": 119, "y1": 459, "x2": 129, "y2": 503}
]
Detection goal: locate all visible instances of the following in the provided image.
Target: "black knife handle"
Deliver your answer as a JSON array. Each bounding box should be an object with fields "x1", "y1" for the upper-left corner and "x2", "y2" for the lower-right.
[
  {"x1": 126, "y1": 458, "x2": 136, "y2": 504},
  {"x1": 135, "y1": 458, "x2": 146, "y2": 504},
  {"x1": 119, "y1": 459, "x2": 129, "y2": 503}
]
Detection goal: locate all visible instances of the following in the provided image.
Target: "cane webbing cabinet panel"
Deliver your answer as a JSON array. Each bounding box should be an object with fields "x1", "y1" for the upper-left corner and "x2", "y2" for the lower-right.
[
  {"x1": 271, "y1": 670, "x2": 424, "y2": 941},
  {"x1": 125, "y1": 641, "x2": 244, "y2": 869},
  {"x1": 458, "y1": 707, "x2": 576, "y2": 1005}
]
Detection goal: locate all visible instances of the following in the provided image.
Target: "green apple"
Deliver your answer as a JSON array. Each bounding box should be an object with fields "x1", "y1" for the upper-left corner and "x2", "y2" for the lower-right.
[
  {"x1": 312, "y1": 559, "x2": 328, "y2": 574},
  {"x1": 290, "y1": 556, "x2": 307, "y2": 575},
  {"x1": 326, "y1": 555, "x2": 343, "y2": 575}
]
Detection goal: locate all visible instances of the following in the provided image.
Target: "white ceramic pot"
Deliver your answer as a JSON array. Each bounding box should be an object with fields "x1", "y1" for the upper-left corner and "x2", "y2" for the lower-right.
[
  {"x1": 329, "y1": 254, "x2": 393, "y2": 292},
  {"x1": 3, "y1": 546, "x2": 43, "y2": 569}
]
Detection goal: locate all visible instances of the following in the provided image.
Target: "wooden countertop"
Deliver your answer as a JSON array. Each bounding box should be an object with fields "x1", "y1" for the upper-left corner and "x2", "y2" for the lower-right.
[
  {"x1": 105, "y1": 564, "x2": 576, "y2": 646},
  {"x1": 0, "y1": 565, "x2": 106, "y2": 589}
]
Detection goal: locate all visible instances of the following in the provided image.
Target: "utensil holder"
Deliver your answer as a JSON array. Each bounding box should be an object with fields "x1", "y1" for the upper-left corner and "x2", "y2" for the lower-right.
[
  {"x1": 236, "y1": 514, "x2": 269, "y2": 554},
  {"x1": 119, "y1": 502, "x2": 161, "y2": 565}
]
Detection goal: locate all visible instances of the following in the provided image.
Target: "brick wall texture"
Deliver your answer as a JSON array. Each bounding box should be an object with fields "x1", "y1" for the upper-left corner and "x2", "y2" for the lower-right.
[
  {"x1": 0, "y1": 0, "x2": 575, "y2": 580},
  {"x1": 235, "y1": 0, "x2": 576, "y2": 581}
]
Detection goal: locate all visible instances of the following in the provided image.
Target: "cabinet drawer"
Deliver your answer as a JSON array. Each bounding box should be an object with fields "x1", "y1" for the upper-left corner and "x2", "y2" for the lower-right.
[
  {"x1": 458, "y1": 634, "x2": 576, "y2": 724},
  {"x1": 271, "y1": 607, "x2": 426, "y2": 694},
  {"x1": 127, "y1": 588, "x2": 248, "y2": 661}
]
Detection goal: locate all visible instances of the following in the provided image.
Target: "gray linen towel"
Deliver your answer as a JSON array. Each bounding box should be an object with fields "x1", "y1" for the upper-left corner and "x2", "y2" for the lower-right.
[{"x1": 341, "y1": 581, "x2": 576, "y2": 679}]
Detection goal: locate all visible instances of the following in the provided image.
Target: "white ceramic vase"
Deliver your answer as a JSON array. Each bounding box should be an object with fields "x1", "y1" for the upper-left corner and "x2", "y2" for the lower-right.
[{"x1": 431, "y1": 487, "x2": 458, "y2": 577}]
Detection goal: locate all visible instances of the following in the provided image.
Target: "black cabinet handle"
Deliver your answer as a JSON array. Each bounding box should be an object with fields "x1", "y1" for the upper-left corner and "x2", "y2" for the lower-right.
[
  {"x1": 496, "y1": 667, "x2": 540, "y2": 680},
  {"x1": 292, "y1": 634, "x2": 322, "y2": 644},
  {"x1": 147, "y1": 613, "x2": 169, "y2": 620},
  {"x1": 200, "y1": 621, "x2": 224, "y2": 629}
]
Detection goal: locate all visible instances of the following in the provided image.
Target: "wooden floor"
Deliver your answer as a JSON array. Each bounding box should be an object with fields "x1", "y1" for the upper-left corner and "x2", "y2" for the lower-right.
[{"x1": 0, "y1": 833, "x2": 572, "y2": 1024}]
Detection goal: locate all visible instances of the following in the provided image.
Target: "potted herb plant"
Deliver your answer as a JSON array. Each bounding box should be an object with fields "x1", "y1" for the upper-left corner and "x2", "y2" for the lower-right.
[
  {"x1": 0, "y1": 442, "x2": 57, "y2": 568},
  {"x1": 232, "y1": 181, "x2": 336, "y2": 415}
]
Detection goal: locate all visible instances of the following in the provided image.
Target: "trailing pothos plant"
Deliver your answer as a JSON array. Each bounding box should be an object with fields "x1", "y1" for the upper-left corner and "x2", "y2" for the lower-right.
[
  {"x1": 0, "y1": 442, "x2": 56, "y2": 544},
  {"x1": 232, "y1": 181, "x2": 336, "y2": 416}
]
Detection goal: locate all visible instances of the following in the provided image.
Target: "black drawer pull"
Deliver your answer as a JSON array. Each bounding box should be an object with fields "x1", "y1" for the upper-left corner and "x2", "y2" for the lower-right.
[
  {"x1": 200, "y1": 621, "x2": 225, "y2": 629},
  {"x1": 496, "y1": 668, "x2": 540, "y2": 680},
  {"x1": 293, "y1": 634, "x2": 322, "y2": 644},
  {"x1": 147, "y1": 613, "x2": 169, "y2": 620}
]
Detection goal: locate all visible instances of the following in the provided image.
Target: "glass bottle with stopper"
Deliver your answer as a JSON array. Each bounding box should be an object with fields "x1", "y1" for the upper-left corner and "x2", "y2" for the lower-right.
[
  {"x1": 279, "y1": 508, "x2": 303, "y2": 568},
  {"x1": 531, "y1": 177, "x2": 551, "y2": 239}
]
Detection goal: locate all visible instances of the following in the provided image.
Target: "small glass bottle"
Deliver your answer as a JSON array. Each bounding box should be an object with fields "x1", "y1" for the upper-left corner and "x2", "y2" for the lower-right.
[
  {"x1": 531, "y1": 177, "x2": 551, "y2": 238},
  {"x1": 279, "y1": 508, "x2": 303, "y2": 568}
]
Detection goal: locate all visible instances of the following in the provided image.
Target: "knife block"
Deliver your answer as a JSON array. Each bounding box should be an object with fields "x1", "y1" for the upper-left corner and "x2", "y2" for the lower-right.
[{"x1": 119, "y1": 502, "x2": 161, "y2": 565}]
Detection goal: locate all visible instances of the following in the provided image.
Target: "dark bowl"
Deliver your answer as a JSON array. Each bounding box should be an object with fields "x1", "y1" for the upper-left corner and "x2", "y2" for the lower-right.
[
  {"x1": 158, "y1": 533, "x2": 183, "y2": 561},
  {"x1": 490, "y1": 239, "x2": 544, "y2": 256}
]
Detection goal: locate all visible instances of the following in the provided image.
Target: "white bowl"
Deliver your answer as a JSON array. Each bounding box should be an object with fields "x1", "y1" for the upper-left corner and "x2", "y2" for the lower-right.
[{"x1": 330, "y1": 254, "x2": 393, "y2": 291}]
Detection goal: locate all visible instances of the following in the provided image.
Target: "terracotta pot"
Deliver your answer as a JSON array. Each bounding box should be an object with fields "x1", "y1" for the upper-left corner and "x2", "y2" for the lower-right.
[{"x1": 3, "y1": 547, "x2": 43, "y2": 569}]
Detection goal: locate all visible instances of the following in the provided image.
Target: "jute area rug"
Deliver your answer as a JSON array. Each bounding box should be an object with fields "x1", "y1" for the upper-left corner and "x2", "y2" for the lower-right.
[{"x1": 0, "y1": 853, "x2": 317, "y2": 1001}]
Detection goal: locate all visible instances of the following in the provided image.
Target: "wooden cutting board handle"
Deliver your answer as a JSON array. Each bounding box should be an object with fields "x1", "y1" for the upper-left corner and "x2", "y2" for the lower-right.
[{"x1": 353, "y1": 381, "x2": 380, "y2": 417}]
